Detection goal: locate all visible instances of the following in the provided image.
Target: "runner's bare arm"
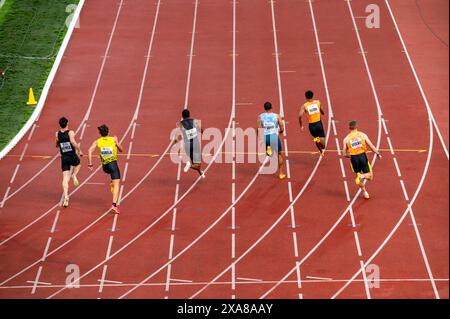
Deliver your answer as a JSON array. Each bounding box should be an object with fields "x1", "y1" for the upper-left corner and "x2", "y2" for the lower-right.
[
  {"x1": 87, "y1": 140, "x2": 97, "y2": 168},
  {"x1": 277, "y1": 115, "x2": 284, "y2": 134},
  {"x1": 257, "y1": 115, "x2": 262, "y2": 137},
  {"x1": 299, "y1": 104, "x2": 305, "y2": 130},
  {"x1": 114, "y1": 136, "x2": 123, "y2": 153},
  {"x1": 171, "y1": 123, "x2": 182, "y2": 146},
  {"x1": 55, "y1": 132, "x2": 59, "y2": 148},
  {"x1": 364, "y1": 134, "x2": 382, "y2": 158},
  {"x1": 320, "y1": 102, "x2": 325, "y2": 115},
  {"x1": 69, "y1": 131, "x2": 83, "y2": 156},
  {"x1": 342, "y1": 137, "x2": 350, "y2": 158}
]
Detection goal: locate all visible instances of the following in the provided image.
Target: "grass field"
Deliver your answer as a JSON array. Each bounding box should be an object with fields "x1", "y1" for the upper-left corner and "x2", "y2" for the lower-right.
[{"x1": 0, "y1": 0, "x2": 79, "y2": 151}]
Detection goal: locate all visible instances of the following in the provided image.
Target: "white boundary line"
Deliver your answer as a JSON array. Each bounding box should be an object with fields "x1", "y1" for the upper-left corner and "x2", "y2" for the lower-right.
[
  {"x1": 385, "y1": 0, "x2": 449, "y2": 160},
  {"x1": 0, "y1": 0, "x2": 85, "y2": 159},
  {"x1": 0, "y1": 0, "x2": 126, "y2": 246}
]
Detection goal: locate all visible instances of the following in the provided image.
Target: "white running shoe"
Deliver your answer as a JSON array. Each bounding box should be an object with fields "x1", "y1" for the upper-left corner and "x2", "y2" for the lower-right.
[{"x1": 183, "y1": 161, "x2": 191, "y2": 173}]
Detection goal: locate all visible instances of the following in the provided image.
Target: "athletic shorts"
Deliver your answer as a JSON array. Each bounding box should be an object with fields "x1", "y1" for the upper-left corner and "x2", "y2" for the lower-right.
[
  {"x1": 184, "y1": 139, "x2": 201, "y2": 164},
  {"x1": 102, "y1": 160, "x2": 121, "y2": 180},
  {"x1": 265, "y1": 134, "x2": 282, "y2": 153},
  {"x1": 350, "y1": 153, "x2": 372, "y2": 174},
  {"x1": 308, "y1": 120, "x2": 325, "y2": 138},
  {"x1": 61, "y1": 154, "x2": 80, "y2": 172}
]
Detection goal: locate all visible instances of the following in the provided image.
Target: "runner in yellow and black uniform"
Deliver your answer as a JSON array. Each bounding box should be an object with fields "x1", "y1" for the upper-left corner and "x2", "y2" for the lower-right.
[
  {"x1": 342, "y1": 120, "x2": 381, "y2": 199},
  {"x1": 88, "y1": 124, "x2": 123, "y2": 214},
  {"x1": 299, "y1": 90, "x2": 326, "y2": 156}
]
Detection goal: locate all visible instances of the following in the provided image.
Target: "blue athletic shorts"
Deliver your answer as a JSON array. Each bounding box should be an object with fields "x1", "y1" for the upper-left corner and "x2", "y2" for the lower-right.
[{"x1": 265, "y1": 134, "x2": 282, "y2": 153}]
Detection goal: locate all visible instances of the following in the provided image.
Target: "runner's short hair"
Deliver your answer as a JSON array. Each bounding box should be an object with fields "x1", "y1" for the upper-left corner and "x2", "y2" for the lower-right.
[
  {"x1": 98, "y1": 124, "x2": 109, "y2": 137},
  {"x1": 264, "y1": 102, "x2": 272, "y2": 111},
  {"x1": 59, "y1": 117, "x2": 68, "y2": 128},
  {"x1": 349, "y1": 120, "x2": 358, "y2": 130},
  {"x1": 305, "y1": 90, "x2": 314, "y2": 99},
  {"x1": 182, "y1": 109, "x2": 190, "y2": 119}
]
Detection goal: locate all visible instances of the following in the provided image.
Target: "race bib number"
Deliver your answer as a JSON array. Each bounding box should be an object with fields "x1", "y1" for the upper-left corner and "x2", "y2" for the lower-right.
[
  {"x1": 262, "y1": 120, "x2": 276, "y2": 135},
  {"x1": 307, "y1": 104, "x2": 319, "y2": 115},
  {"x1": 60, "y1": 142, "x2": 73, "y2": 153},
  {"x1": 185, "y1": 127, "x2": 198, "y2": 140},
  {"x1": 100, "y1": 147, "x2": 114, "y2": 157},
  {"x1": 350, "y1": 138, "x2": 363, "y2": 149}
]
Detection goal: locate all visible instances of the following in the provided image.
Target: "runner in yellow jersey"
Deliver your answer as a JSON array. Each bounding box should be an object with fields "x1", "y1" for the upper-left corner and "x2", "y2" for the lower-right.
[
  {"x1": 299, "y1": 90, "x2": 326, "y2": 156},
  {"x1": 87, "y1": 124, "x2": 123, "y2": 214},
  {"x1": 342, "y1": 120, "x2": 381, "y2": 199}
]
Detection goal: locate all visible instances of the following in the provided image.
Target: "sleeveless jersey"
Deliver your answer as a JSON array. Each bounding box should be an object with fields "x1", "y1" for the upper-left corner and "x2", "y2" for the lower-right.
[
  {"x1": 180, "y1": 118, "x2": 199, "y2": 141},
  {"x1": 57, "y1": 130, "x2": 76, "y2": 157},
  {"x1": 346, "y1": 131, "x2": 367, "y2": 156},
  {"x1": 260, "y1": 113, "x2": 279, "y2": 136},
  {"x1": 97, "y1": 136, "x2": 117, "y2": 165},
  {"x1": 304, "y1": 100, "x2": 321, "y2": 123}
]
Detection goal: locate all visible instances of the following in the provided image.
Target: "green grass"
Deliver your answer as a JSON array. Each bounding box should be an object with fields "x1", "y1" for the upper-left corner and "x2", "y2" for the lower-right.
[{"x1": 0, "y1": 0, "x2": 79, "y2": 150}]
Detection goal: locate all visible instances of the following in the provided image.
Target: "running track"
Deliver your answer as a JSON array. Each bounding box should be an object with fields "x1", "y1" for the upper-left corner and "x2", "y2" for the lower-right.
[{"x1": 0, "y1": 0, "x2": 447, "y2": 299}]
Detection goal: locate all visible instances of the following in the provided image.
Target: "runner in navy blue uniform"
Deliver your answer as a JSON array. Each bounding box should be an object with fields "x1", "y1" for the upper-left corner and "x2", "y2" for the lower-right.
[
  {"x1": 55, "y1": 117, "x2": 83, "y2": 207},
  {"x1": 173, "y1": 109, "x2": 205, "y2": 177}
]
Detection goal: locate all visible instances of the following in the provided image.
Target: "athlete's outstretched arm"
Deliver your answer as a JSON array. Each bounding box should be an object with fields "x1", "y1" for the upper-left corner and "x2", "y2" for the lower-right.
[
  {"x1": 298, "y1": 104, "x2": 305, "y2": 130},
  {"x1": 114, "y1": 136, "x2": 123, "y2": 153},
  {"x1": 69, "y1": 131, "x2": 83, "y2": 156},
  {"x1": 364, "y1": 134, "x2": 382, "y2": 158},
  {"x1": 87, "y1": 140, "x2": 97, "y2": 170}
]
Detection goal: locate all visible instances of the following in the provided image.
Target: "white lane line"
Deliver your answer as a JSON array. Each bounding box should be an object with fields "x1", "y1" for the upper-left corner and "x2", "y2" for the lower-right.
[
  {"x1": 80, "y1": 123, "x2": 87, "y2": 140},
  {"x1": 0, "y1": 277, "x2": 438, "y2": 290},
  {"x1": 392, "y1": 157, "x2": 402, "y2": 177},
  {"x1": 19, "y1": 143, "x2": 28, "y2": 162},
  {"x1": 50, "y1": 210, "x2": 60, "y2": 234},
  {"x1": 9, "y1": 164, "x2": 20, "y2": 184},
  {"x1": 31, "y1": 266, "x2": 44, "y2": 294},
  {"x1": 231, "y1": 234, "x2": 236, "y2": 259},
  {"x1": 339, "y1": 158, "x2": 346, "y2": 178},
  {"x1": 99, "y1": 265, "x2": 108, "y2": 293},
  {"x1": 111, "y1": 214, "x2": 118, "y2": 232},
  {"x1": 387, "y1": 137, "x2": 395, "y2": 155},
  {"x1": 126, "y1": 142, "x2": 133, "y2": 160},
  {"x1": 354, "y1": 232, "x2": 362, "y2": 257},
  {"x1": 343, "y1": 181, "x2": 350, "y2": 202},
  {"x1": 331, "y1": 120, "x2": 337, "y2": 136},
  {"x1": 360, "y1": 260, "x2": 372, "y2": 299},
  {"x1": 381, "y1": 118, "x2": 389, "y2": 135},
  {"x1": 131, "y1": 122, "x2": 137, "y2": 140},
  {"x1": 171, "y1": 278, "x2": 193, "y2": 283},
  {"x1": 183, "y1": 0, "x2": 199, "y2": 108},
  {"x1": 27, "y1": 124, "x2": 37, "y2": 141},
  {"x1": 237, "y1": 277, "x2": 263, "y2": 282},
  {"x1": 122, "y1": 162, "x2": 129, "y2": 182},
  {"x1": 305, "y1": 276, "x2": 332, "y2": 281},
  {"x1": 292, "y1": 232, "x2": 299, "y2": 257},
  {"x1": 400, "y1": 180, "x2": 409, "y2": 201},
  {"x1": 106, "y1": 235, "x2": 114, "y2": 259},
  {"x1": 385, "y1": 0, "x2": 449, "y2": 159},
  {"x1": 42, "y1": 237, "x2": 52, "y2": 261}
]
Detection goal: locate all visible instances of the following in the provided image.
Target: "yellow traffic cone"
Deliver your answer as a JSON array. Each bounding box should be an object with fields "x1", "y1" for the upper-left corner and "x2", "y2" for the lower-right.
[{"x1": 27, "y1": 87, "x2": 37, "y2": 106}]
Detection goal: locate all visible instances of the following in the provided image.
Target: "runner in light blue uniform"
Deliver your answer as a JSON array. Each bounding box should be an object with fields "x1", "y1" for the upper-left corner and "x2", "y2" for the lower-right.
[{"x1": 258, "y1": 102, "x2": 286, "y2": 180}]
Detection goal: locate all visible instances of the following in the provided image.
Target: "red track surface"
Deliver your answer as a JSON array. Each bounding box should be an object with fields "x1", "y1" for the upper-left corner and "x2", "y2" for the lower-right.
[{"x1": 0, "y1": 0, "x2": 448, "y2": 299}]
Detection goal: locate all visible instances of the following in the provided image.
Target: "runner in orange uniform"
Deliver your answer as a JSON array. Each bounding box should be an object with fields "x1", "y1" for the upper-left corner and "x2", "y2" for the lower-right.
[
  {"x1": 342, "y1": 120, "x2": 381, "y2": 199},
  {"x1": 299, "y1": 90, "x2": 326, "y2": 156}
]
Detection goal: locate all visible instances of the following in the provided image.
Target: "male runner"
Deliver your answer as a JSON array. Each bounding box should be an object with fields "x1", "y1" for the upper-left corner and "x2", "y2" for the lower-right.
[
  {"x1": 299, "y1": 90, "x2": 326, "y2": 156},
  {"x1": 87, "y1": 124, "x2": 123, "y2": 214},
  {"x1": 342, "y1": 120, "x2": 381, "y2": 199},
  {"x1": 55, "y1": 117, "x2": 82, "y2": 208},
  {"x1": 257, "y1": 102, "x2": 286, "y2": 180},
  {"x1": 173, "y1": 109, "x2": 205, "y2": 177}
]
